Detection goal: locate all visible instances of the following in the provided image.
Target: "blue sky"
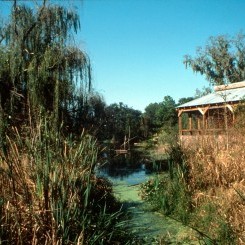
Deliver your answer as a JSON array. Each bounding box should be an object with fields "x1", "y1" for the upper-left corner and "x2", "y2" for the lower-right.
[
  {"x1": 78, "y1": 0, "x2": 245, "y2": 111},
  {"x1": 1, "y1": 0, "x2": 245, "y2": 112}
]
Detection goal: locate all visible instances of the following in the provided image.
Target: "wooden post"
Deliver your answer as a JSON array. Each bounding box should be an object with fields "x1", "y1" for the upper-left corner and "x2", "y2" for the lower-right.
[
  {"x1": 202, "y1": 113, "x2": 207, "y2": 133},
  {"x1": 197, "y1": 117, "x2": 201, "y2": 134},
  {"x1": 178, "y1": 109, "x2": 183, "y2": 135},
  {"x1": 189, "y1": 114, "x2": 192, "y2": 134},
  {"x1": 178, "y1": 114, "x2": 182, "y2": 135}
]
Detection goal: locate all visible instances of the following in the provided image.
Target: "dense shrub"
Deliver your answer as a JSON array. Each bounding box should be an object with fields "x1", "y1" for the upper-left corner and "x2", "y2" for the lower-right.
[{"x1": 140, "y1": 145, "x2": 191, "y2": 225}]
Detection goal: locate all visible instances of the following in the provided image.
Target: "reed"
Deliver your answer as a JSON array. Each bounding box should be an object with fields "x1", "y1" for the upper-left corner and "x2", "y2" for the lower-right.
[
  {"x1": 0, "y1": 118, "x2": 129, "y2": 244},
  {"x1": 181, "y1": 126, "x2": 245, "y2": 243}
]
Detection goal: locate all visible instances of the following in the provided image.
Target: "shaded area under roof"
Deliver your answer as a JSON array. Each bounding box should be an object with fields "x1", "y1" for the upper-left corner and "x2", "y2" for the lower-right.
[{"x1": 177, "y1": 86, "x2": 245, "y2": 109}]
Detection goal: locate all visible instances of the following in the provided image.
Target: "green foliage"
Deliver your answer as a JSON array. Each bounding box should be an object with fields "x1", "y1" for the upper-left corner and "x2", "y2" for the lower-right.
[
  {"x1": 144, "y1": 96, "x2": 178, "y2": 134},
  {"x1": 73, "y1": 90, "x2": 107, "y2": 137},
  {"x1": 157, "y1": 125, "x2": 178, "y2": 147},
  {"x1": 140, "y1": 172, "x2": 191, "y2": 224},
  {"x1": 140, "y1": 146, "x2": 191, "y2": 224},
  {"x1": 157, "y1": 96, "x2": 178, "y2": 126},
  {"x1": 177, "y1": 96, "x2": 194, "y2": 106},
  {"x1": 144, "y1": 102, "x2": 160, "y2": 129},
  {"x1": 184, "y1": 33, "x2": 245, "y2": 86},
  {"x1": 104, "y1": 102, "x2": 142, "y2": 144},
  {"x1": 217, "y1": 220, "x2": 236, "y2": 245},
  {"x1": 0, "y1": 1, "x2": 95, "y2": 139}
]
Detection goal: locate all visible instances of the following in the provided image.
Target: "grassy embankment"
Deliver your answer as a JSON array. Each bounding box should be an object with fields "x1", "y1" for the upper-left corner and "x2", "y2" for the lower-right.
[
  {"x1": 140, "y1": 126, "x2": 245, "y2": 244},
  {"x1": 0, "y1": 117, "x2": 136, "y2": 244}
]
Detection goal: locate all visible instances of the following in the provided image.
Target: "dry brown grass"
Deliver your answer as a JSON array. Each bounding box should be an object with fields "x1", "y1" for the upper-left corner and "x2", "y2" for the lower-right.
[
  {"x1": 0, "y1": 124, "x2": 109, "y2": 244},
  {"x1": 182, "y1": 129, "x2": 245, "y2": 243}
]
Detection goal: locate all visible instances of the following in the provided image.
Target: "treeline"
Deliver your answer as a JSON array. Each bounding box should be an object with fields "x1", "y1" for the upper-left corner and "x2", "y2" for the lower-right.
[{"x1": 91, "y1": 96, "x2": 193, "y2": 146}]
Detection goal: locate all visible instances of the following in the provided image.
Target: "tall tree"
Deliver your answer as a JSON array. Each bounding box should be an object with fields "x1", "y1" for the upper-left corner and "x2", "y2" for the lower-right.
[
  {"x1": 0, "y1": 1, "x2": 91, "y2": 135},
  {"x1": 184, "y1": 34, "x2": 245, "y2": 86},
  {"x1": 104, "y1": 103, "x2": 142, "y2": 145},
  {"x1": 144, "y1": 96, "x2": 177, "y2": 134},
  {"x1": 156, "y1": 96, "x2": 177, "y2": 127},
  {"x1": 144, "y1": 102, "x2": 160, "y2": 129}
]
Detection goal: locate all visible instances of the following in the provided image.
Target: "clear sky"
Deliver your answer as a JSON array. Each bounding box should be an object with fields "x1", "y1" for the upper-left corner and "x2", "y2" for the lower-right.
[
  {"x1": 78, "y1": 0, "x2": 245, "y2": 111},
  {"x1": 1, "y1": 0, "x2": 245, "y2": 112}
]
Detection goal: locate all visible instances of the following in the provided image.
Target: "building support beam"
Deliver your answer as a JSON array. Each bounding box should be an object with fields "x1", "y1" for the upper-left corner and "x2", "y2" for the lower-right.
[
  {"x1": 188, "y1": 114, "x2": 192, "y2": 134},
  {"x1": 178, "y1": 113, "x2": 182, "y2": 135}
]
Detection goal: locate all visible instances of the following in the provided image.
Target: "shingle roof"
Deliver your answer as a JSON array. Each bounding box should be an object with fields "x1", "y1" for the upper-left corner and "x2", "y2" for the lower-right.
[{"x1": 177, "y1": 86, "x2": 245, "y2": 109}]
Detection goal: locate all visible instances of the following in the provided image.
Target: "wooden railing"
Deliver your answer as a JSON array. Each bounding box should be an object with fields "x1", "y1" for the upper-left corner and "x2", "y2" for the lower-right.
[{"x1": 180, "y1": 128, "x2": 226, "y2": 136}]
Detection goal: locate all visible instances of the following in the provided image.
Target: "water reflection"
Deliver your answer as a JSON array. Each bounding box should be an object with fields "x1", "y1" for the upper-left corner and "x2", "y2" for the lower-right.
[
  {"x1": 99, "y1": 164, "x2": 148, "y2": 186},
  {"x1": 97, "y1": 151, "x2": 151, "y2": 186}
]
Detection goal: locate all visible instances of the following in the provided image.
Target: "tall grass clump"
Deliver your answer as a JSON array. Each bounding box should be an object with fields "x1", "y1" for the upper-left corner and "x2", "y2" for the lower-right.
[
  {"x1": 181, "y1": 125, "x2": 245, "y2": 243},
  {"x1": 0, "y1": 118, "x2": 130, "y2": 244}
]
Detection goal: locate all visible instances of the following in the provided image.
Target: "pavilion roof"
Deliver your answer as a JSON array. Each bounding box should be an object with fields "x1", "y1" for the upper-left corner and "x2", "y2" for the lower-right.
[{"x1": 177, "y1": 81, "x2": 245, "y2": 109}]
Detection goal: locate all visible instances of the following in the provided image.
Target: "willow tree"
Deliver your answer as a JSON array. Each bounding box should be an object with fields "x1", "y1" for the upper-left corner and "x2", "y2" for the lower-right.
[
  {"x1": 184, "y1": 34, "x2": 245, "y2": 86},
  {"x1": 0, "y1": 0, "x2": 91, "y2": 136}
]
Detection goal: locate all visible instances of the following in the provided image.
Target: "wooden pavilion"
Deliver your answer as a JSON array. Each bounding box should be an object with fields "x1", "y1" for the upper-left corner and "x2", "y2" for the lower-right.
[{"x1": 176, "y1": 81, "x2": 245, "y2": 145}]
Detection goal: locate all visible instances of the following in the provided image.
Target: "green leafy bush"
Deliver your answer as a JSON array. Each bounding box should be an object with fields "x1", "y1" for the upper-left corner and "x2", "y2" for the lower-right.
[{"x1": 140, "y1": 171, "x2": 191, "y2": 224}]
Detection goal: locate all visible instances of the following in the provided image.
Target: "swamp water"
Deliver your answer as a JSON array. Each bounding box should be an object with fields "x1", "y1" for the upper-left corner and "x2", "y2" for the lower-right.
[{"x1": 97, "y1": 156, "x2": 199, "y2": 244}]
